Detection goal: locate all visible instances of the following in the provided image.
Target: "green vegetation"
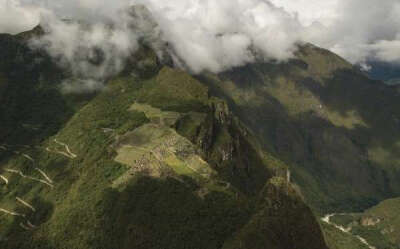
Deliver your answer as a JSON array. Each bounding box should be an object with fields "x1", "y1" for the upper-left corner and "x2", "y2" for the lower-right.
[
  {"x1": 321, "y1": 222, "x2": 370, "y2": 249},
  {"x1": 330, "y1": 214, "x2": 360, "y2": 227},
  {"x1": 0, "y1": 29, "x2": 328, "y2": 249},
  {"x1": 364, "y1": 198, "x2": 400, "y2": 247},
  {"x1": 199, "y1": 43, "x2": 400, "y2": 215},
  {"x1": 137, "y1": 67, "x2": 209, "y2": 113},
  {"x1": 8, "y1": 23, "x2": 400, "y2": 249},
  {"x1": 321, "y1": 202, "x2": 400, "y2": 249}
]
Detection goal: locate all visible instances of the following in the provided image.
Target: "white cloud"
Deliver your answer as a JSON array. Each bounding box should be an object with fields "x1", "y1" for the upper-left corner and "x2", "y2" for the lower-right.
[
  {"x1": 270, "y1": 0, "x2": 339, "y2": 26},
  {"x1": 131, "y1": 0, "x2": 303, "y2": 73},
  {"x1": 1, "y1": 0, "x2": 400, "y2": 80},
  {"x1": 0, "y1": 0, "x2": 41, "y2": 34},
  {"x1": 369, "y1": 40, "x2": 400, "y2": 64},
  {"x1": 273, "y1": 0, "x2": 400, "y2": 64}
]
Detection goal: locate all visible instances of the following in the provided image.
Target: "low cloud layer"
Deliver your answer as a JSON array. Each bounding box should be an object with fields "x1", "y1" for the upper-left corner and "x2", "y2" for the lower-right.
[
  {"x1": 1, "y1": 0, "x2": 400, "y2": 87},
  {"x1": 0, "y1": 0, "x2": 40, "y2": 34},
  {"x1": 272, "y1": 0, "x2": 400, "y2": 65},
  {"x1": 30, "y1": 12, "x2": 140, "y2": 91},
  {"x1": 135, "y1": 0, "x2": 303, "y2": 73}
]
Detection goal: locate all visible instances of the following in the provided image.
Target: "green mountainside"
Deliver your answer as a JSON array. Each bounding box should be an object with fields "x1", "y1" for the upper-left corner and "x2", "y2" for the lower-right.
[
  {"x1": 0, "y1": 28, "x2": 327, "y2": 249},
  {"x1": 324, "y1": 198, "x2": 400, "y2": 249},
  {"x1": 364, "y1": 198, "x2": 400, "y2": 247},
  {"x1": 199, "y1": 44, "x2": 400, "y2": 214},
  {"x1": 1, "y1": 25, "x2": 400, "y2": 249}
]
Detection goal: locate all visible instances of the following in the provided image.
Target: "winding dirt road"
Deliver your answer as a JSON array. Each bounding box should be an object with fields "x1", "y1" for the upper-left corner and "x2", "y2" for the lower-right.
[
  {"x1": 5, "y1": 169, "x2": 54, "y2": 188},
  {"x1": 0, "y1": 143, "x2": 62, "y2": 231},
  {"x1": 1, "y1": 144, "x2": 55, "y2": 187}
]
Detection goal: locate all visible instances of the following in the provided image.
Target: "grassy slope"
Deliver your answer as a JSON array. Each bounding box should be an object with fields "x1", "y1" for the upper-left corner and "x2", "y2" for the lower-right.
[{"x1": 0, "y1": 30, "x2": 328, "y2": 249}]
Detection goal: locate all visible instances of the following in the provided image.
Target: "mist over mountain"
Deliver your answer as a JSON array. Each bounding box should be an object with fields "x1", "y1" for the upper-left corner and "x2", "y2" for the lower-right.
[
  {"x1": 1, "y1": 0, "x2": 400, "y2": 82},
  {"x1": 1, "y1": 1, "x2": 400, "y2": 249}
]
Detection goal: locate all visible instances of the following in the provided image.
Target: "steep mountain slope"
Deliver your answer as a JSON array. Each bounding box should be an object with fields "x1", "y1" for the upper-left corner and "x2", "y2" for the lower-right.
[
  {"x1": 0, "y1": 28, "x2": 327, "y2": 249},
  {"x1": 198, "y1": 44, "x2": 400, "y2": 213}
]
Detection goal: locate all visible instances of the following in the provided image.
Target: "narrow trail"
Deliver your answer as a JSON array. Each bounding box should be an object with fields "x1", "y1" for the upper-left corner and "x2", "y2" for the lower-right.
[
  {"x1": 1, "y1": 140, "x2": 78, "y2": 160},
  {"x1": 16, "y1": 197, "x2": 36, "y2": 212},
  {"x1": 322, "y1": 214, "x2": 376, "y2": 249},
  {"x1": 0, "y1": 144, "x2": 54, "y2": 186},
  {"x1": 0, "y1": 144, "x2": 57, "y2": 231}
]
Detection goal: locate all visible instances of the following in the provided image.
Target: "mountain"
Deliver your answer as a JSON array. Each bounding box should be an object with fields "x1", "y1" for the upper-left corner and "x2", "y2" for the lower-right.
[
  {"x1": 196, "y1": 44, "x2": 400, "y2": 249},
  {"x1": 199, "y1": 44, "x2": 400, "y2": 213},
  {"x1": 0, "y1": 27, "x2": 327, "y2": 249},
  {"x1": 367, "y1": 61, "x2": 400, "y2": 85},
  {"x1": 1, "y1": 24, "x2": 400, "y2": 249}
]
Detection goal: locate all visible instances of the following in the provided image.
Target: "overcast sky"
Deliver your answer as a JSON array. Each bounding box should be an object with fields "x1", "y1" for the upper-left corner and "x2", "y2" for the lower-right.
[{"x1": 1, "y1": 0, "x2": 400, "y2": 74}]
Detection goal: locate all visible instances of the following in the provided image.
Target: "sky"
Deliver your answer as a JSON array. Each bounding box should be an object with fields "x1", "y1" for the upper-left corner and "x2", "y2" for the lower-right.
[{"x1": 1, "y1": 0, "x2": 400, "y2": 82}]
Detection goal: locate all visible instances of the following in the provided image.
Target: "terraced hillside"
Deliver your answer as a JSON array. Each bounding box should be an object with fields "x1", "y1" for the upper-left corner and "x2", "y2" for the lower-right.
[{"x1": 0, "y1": 28, "x2": 327, "y2": 249}]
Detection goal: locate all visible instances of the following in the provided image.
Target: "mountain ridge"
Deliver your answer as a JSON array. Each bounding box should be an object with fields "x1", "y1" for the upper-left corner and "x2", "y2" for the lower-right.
[
  {"x1": 1, "y1": 24, "x2": 399, "y2": 249},
  {"x1": 0, "y1": 27, "x2": 329, "y2": 249}
]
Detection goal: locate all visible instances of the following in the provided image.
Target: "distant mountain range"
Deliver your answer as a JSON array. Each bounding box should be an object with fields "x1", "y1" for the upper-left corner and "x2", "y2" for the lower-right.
[{"x1": 367, "y1": 61, "x2": 400, "y2": 85}]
